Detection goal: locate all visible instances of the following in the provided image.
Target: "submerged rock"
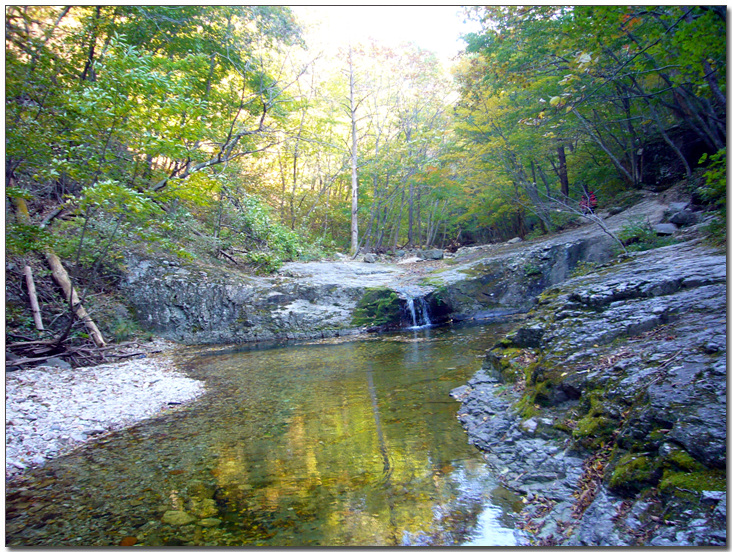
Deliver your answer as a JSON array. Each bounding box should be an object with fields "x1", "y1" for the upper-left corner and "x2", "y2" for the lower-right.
[{"x1": 162, "y1": 510, "x2": 196, "y2": 526}]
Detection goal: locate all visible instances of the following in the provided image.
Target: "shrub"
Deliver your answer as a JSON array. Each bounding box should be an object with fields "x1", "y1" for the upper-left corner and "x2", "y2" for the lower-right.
[
  {"x1": 697, "y1": 148, "x2": 726, "y2": 244},
  {"x1": 617, "y1": 217, "x2": 676, "y2": 252},
  {"x1": 698, "y1": 148, "x2": 726, "y2": 217}
]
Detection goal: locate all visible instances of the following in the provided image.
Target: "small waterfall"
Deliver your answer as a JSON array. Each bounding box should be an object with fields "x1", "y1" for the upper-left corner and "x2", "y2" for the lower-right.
[
  {"x1": 398, "y1": 288, "x2": 432, "y2": 329},
  {"x1": 405, "y1": 296, "x2": 418, "y2": 327},
  {"x1": 419, "y1": 297, "x2": 431, "y2": 327}
]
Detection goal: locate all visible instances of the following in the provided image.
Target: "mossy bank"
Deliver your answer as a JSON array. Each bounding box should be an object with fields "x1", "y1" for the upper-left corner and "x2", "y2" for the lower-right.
[{"x1": 453, "y1": 240, "x2": 726, "y2": 546}]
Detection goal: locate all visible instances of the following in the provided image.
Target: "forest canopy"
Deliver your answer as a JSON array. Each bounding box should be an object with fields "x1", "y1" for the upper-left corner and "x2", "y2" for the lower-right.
[
  {"x1": 6, "y1": 6, "x2": 725, "y2": 259},
  {"x1": 5, "y1": 6, "x2": 726, "y2": 346}
]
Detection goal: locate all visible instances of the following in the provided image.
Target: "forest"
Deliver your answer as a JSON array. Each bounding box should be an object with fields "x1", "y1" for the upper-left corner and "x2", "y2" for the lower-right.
[{"x1": 5, "y1": 6, "x2": 727, "y2": 352}]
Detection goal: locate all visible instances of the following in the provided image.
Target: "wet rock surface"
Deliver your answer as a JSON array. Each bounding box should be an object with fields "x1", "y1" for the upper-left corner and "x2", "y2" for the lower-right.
[
  {"x1": 453, "y1": 240, "x2": 726, "y2": 545},
  {"x1": 6, "y1": 186, "x2": 724, "y2": 545}
]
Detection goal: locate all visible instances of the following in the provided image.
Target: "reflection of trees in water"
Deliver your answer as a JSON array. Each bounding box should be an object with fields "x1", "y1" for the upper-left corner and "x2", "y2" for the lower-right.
[
  {"x1": 366, "y1": 362, "x2": 399, "y2": 545},
  {"x1": 6, "y1": 325, "x2": 521, "y2": 546}
]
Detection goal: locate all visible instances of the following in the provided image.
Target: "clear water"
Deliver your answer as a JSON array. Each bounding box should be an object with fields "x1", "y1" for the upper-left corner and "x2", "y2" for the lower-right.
[{"x1": 6, "y1": 322, "x2": 523, "y2": 547}]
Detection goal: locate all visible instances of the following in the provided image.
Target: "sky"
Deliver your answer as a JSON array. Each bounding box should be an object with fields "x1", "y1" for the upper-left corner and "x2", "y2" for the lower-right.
[{"x1": 291, "y1": 6, "x2": 481, "y2": 65}]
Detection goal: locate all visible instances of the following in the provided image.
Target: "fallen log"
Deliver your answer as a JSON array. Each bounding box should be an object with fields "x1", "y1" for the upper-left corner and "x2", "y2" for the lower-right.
[
  {"x1": 219, "y1": 250, "x2": 239, "y2": 264},
  {"x1": 107, "y1": 351, "x2": 151, "y2": 360},
  {"x1": 23, "y1": 265, "x2": 44, "y2": 331},
  {"x1": 7, "y1": 339, "x2": 58, "y2": 349},
  {"x1": 6, "y1": 353, "x2": 67, "y2": 367},
  {"x1": 11, "y1": 195, "x2": 107, "y2": 348},
  {"x1": 45, "y1": 252, "x2": 106, "y2": 347}
]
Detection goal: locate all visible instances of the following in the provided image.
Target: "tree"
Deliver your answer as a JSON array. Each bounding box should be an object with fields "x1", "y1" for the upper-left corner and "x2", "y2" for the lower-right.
[
  {"x1": 6, "y1": 5, "x2": 304, "y2": 252},
  {"x1": 347, "y1": 46, "x2": 362, "y2": 256},
  {"x1": 5, "y1": 6, "x2": 308, "y2": 351},
  {"x1": 452, "y1": 5, "x2": 725, "y2": 241}
]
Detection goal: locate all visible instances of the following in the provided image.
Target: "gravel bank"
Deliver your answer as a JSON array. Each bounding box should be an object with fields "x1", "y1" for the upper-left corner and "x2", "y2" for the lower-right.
[{"x1": 5, "y1": 341, "x2": 205, "y2": 481}]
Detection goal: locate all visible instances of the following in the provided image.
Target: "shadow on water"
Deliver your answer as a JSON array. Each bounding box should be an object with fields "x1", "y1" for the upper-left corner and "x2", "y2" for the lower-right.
[{"x1": 6, "y1": 320, "x2": 525, "y2": 546}]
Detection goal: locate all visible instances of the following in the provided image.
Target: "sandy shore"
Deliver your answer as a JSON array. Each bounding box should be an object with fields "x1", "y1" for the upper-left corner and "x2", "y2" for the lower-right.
[{"x1": 5, "y1": 340, "x2": 205, "y2": 481}]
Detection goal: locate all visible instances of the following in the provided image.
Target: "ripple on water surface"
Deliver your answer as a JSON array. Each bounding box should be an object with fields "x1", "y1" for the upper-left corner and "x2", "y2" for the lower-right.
[{"x1": 6, "y1": 321, "x2": 523, "y2": 546}]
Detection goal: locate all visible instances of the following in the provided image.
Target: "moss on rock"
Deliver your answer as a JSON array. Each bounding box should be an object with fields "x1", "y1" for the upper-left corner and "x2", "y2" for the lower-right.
[
  {"x1": 659, "y1": 469, "x2": 726, "y2": 495},
  {"x1": 351, "y1": 287, "x2": 401, "y2": 328},
  {"x1": 608, "y1": 452, "x2": 662, "y2": 496}
]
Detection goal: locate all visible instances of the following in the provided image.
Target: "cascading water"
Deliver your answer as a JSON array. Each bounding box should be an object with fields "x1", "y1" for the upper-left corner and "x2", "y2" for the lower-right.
[
  {"x1": 419, "y1": 297, "x2": 431, "y2": 326},
  {"x1": 406, "y1": 296, "x2": 418, "y2": 327},
  {"x1": 398, "y1": 288, "x2": 432, "y2": 329}
]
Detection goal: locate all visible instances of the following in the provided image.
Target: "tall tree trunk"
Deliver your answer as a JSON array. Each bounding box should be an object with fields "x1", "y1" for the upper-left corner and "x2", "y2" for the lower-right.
[
  {"x1": 277, "y1": 148, "x2": 288, "y2": 221},
  {"x1": 416, "y1": 187, "x2": 422, "y2": 247},
  {"x1": 80, "y1": 6, "x2": 102, "y2": 82},
  {"x1": 536, "y1": 163, "x2": 553, "y2": 198},
  {"x1": 620, "y1": 91, "x2": 642, "y2": 186},
  {"x1": 322, "y1": 182, "x2": 330, "y2": 239},
  {"x1": 393, "y1": 189, "x2": 405, "y2": 249},
  {"x1": 407, "y1": 180, "x2": 415, "y2": 247},
  {"x1": 348, "y1": 47, "x2": 359, "y2": 256},
  {"x1": 573, "y1": 109, "x2": 635, "y2": 186},
  {"x1": 556, "y1": 144, "x2": 570, "y2": 198},
  {"x1": 289, "y1": 97, "x2": 309, "y2": 230},
  {"x1": 620, "y1": 71, "x2": 693, "y2": 178}
]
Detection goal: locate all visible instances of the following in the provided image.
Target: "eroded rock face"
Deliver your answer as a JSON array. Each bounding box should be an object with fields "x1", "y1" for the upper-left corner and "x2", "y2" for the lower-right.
[
  {"x1": 436, "y1": 235, "x2": 617, "y2": 321},
  {"x1": 121, "y1": 258, "x2": 385, "y2": 344},
  {"x1": 454, "y1": 241, "x2": 727, "y2": 546},
  {"x1": 121, "y1": 232, "x2": 618, "y2": 345}
]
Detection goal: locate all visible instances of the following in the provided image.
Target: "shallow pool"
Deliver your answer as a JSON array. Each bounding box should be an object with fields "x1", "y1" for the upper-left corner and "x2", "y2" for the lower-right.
[{"x1": 6, "y1": 321, "x2": 523, "y2": 546}]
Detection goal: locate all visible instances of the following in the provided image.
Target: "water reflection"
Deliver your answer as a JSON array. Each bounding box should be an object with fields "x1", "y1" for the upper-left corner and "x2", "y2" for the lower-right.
[{"x1": 6, "y1": 322, "x2": 523, "y2": 546}]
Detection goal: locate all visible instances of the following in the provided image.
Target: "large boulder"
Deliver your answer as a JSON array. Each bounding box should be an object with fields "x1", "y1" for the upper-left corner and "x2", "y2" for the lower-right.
[
  {"x1": 433, "y1": 235, "x2": 616, "y2": 321},
  {"x1": 416, "y1": 248, "x2": 444, "y2": 260}
]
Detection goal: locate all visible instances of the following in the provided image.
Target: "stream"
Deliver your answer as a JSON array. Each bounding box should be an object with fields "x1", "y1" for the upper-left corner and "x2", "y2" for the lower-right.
[{"x1": 6, "y1": 321, "x2": 524, "y2": 546}]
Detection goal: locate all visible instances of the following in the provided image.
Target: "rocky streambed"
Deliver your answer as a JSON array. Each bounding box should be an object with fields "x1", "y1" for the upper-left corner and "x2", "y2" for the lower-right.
[
  {"x1": 111, "y1": 189, "x2": 725, "y2": 546},
  {"x1": 452, "y1": 240, "x2": 726, "y2": 546},
  {"x1": 118, "y1": 190, "x2": 696, "y2": 347}
]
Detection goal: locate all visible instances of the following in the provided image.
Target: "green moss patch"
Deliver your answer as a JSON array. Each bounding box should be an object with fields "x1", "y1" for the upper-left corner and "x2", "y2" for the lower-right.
[
  {"x1": 573, "y1": 415, "x2": 617, "y2": 449},
  {"x1": 352, "y1": 287, "x2": 401, "y2": 328},
  {"x1": 659, "y1": 469, "x2": 726, "y2": 495},
  {"x1": 484, "y1": 347, "x2": 533, "y2": 384},
  {"x1": 608, "y1": 453, "x2": 662, "y2": 496},
  {"x1": 665, "y1": 449, "x2": 703, "y2": 472},
  {"x1": 657, "y1": 447, "x2": 726, "y2": 496}
]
